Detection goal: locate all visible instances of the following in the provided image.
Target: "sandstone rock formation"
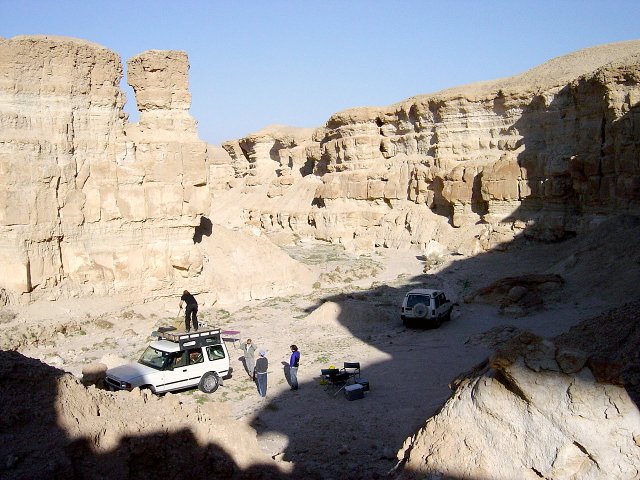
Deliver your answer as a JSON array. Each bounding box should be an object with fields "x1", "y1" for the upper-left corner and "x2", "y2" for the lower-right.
[
  {"x1": 1, "y1": 35, "x2": 639, "y2": 307},
  {"x1": 3, "y1": 32, "x2": 640, "y2": 480},
  {"x1": 0, "y1": 36, "x2": 313, "y2": 303},
  {"x1": 394, "y1": 301, "x2": 640, "y2": 480},
  {"x1": 218, "y1": 40, "x2": 640, "y2": 254}
]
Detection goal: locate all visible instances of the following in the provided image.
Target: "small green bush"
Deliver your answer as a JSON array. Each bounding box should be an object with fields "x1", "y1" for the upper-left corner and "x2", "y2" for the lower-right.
[{"x1": 95, "y1": 319, "x2": 114, "y2": 330}]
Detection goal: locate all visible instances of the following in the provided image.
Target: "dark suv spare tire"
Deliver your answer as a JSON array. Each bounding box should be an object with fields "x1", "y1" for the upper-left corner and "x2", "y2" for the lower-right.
[{"x1": 413, "y1": 303, "x2": 428, "y2": 319}]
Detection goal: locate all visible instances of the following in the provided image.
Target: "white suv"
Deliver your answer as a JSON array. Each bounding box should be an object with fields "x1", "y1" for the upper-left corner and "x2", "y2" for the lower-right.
[
  {"x1": 401, "y1": 289, "x2": 453, "y2": 327},
  {"x1": 105, "y1": 327, "x2": 230, "y2": 394}
]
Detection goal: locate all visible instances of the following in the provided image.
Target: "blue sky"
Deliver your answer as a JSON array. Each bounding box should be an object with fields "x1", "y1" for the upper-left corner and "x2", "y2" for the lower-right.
[{"x1": 4, "y1": 1, "x2": 640, "y2": 145}]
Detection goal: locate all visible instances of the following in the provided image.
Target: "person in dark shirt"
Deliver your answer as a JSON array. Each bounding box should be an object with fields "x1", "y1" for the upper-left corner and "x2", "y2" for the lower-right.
[
  {"x1": 254, "y1": 350, "x2": 268, "y2": 397},
  {"x1": 179, "y1": 290, "x2": 198, "y2": 332},
  {"x1": 289, "y1": 344, "x2": 300, "y2": 390}
]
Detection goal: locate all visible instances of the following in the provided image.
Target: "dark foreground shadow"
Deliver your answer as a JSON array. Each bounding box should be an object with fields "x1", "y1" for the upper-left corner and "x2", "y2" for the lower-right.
[{"x1": 0, "y1": 351, "x2": 292, "y2": 480}]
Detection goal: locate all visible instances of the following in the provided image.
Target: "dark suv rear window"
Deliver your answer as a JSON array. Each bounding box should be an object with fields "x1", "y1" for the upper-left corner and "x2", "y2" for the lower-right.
[{"x1": 406, "y1": 294, "x2": 430, "y2": 308}]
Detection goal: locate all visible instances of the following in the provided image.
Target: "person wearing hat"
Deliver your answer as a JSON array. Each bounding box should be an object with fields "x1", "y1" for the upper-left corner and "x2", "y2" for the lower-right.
[{"x1": 254, "y1": 350, "x2": 269, "y2": 397}]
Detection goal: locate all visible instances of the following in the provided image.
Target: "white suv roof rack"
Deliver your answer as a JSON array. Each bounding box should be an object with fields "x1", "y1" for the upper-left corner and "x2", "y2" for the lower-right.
[{"x1": 159, "y1": 327, "x2": 221, "y2": 349}]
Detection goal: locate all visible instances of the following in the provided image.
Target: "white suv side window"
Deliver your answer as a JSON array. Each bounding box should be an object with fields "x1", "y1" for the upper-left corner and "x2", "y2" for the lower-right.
[
  {"x1": 207, "y1": 345, "x2": 226, "y2": 361},
  {"x1": 169, "y1": 351, "x2": 188, "y2": 369},
  {"x1": 188, "y1": 349, "x2": 204, "y2": 365}
]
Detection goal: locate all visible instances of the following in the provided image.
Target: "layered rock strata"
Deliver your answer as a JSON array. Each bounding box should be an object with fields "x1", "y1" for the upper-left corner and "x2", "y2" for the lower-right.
[
  {"x1": 219, "y1": 41, "x2": 640, "y2": 252},
  {"x1": 0, "y1": 36, "x2": 313, "y2": 302},
  {"x1": 2, "y1": 36, "x2": 640, "y2": 300}
]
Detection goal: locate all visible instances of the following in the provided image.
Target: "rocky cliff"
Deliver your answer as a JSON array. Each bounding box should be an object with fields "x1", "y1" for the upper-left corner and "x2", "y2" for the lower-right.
[
  {"x1": 218, "y1": 40, "x2": 640, "y2": 254},
  {"x1": 2, "y1": 36, "x2": 640, "y2": 303},
  {"x1": 0, "y1": 35, "x2": 313, "y2": 303}
]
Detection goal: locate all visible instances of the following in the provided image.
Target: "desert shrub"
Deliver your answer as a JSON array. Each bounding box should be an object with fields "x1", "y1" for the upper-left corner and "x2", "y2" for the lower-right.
[
  {"x1": 95, "y1": 318, "x2": 114, "y2": 329},
  {"x1": 423, "y1": 254, "x2": 444, "y2": 271},
  {"x1": 121, "y1": 310, "x2": 145, "y2": 321},
  {"x1": 96, "y1": 337, "x2": 118, "y2": 349},
  {"x1": 315, "y1": 354, "x2": 330, "y2": 364},
  {"x1": 0, "y1": 310, "x2": 17, "y2": 324}
]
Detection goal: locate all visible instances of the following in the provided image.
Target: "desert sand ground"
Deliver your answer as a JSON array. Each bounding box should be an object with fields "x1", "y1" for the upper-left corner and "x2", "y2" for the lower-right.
[{"x1": 8, "y1": 227, "x2": 628, "y2": 479}]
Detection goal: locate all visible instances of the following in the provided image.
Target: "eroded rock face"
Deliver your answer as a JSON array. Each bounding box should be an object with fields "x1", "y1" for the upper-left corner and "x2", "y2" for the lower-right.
[
  {"x1": 394, "y1": 302, "x2": 640, "y2": 480},
  {"x1": 0, "y1": 36, "x2": 126, "y2": 294},
  {"x1": 3, "y1": 36, "x2": 640, "y2": 301},
  {"x1": 0, "y1": 36, "x2": 210, "y2": 299},
  {"x1": 0, "y1": 36, "x2": 313, "y2": 302},
  {"x1": 219, "y1": 41, "x2": 640, "y2": 252},
  {"x1": 464, "y1": 274, "x2": 565, "y2": 316}
]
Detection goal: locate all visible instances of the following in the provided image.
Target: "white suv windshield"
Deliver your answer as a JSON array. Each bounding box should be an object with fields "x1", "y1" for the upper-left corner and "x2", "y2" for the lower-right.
[
  {"x1": 406, "y1": 295, "x2": 430, "y2": 308},
  {"x1": 139, "y1": 346, "x2": 171, "y2": 370}
]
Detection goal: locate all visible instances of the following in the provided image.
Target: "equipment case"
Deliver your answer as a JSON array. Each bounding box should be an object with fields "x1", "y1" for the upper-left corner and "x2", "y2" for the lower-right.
[{"x1": 344, "y1": 383, "x2": 365, "y2": 401}]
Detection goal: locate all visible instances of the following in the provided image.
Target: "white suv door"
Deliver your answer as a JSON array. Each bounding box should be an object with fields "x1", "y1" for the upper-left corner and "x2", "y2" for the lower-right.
[
  {"x1": 161, "y1": 348, "x2": 207, "y2": 392},
  {"x1": 205, "y1": 344, "x2": 229, "y2": 374},
  {"x1": 433, "y1": 292, "x2": 452, "y2": 321}
]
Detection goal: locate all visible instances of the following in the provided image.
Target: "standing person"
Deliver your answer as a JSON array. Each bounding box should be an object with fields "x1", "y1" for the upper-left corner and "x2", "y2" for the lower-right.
[
  {"x1": 178, "y1": 290, "x2": 198, "y2": 332},
  {"x1": 289, "y1": 344, "x2": 300, "y2": 390},
  {"x1": 241, "y1": 338, "x2": 257, "y2": 379},
  {"x1": 254, "y1": 350, "x2": 268, "y2": 397}
]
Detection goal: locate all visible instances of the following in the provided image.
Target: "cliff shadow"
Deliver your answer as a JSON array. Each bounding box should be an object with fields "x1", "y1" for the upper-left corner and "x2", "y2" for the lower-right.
[{"x1": 193, "y1": 216, "x2": 213, "y2": 244}]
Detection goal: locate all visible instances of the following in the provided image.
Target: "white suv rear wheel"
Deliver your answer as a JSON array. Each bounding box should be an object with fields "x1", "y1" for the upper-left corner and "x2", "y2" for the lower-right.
[{"x1": 199, "y1": 372, "x2": 220, "y2": 393}]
